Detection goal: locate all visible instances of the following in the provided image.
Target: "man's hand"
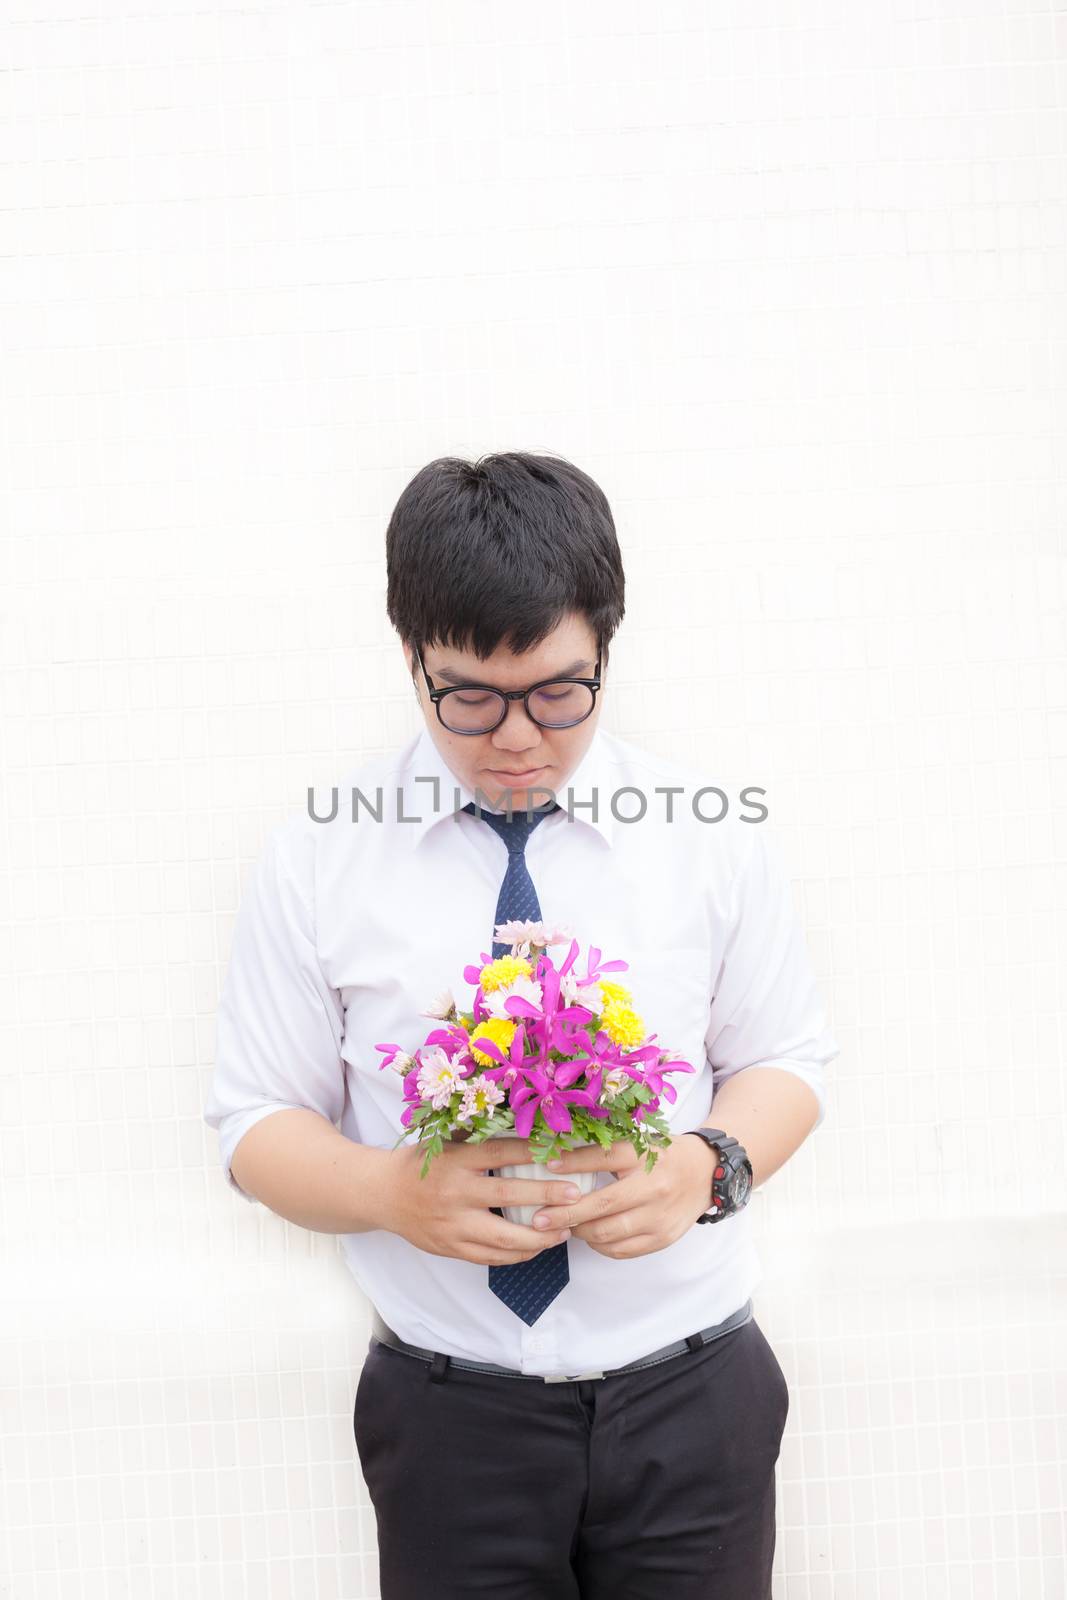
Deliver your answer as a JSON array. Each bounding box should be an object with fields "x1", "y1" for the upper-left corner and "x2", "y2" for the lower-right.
[
  {"x1": 383, "y1": 1136, "x2": 580, "y2": 1267},
  {"x1": 527, "y1": 1135, "x2": 716, "y2": 1259}
]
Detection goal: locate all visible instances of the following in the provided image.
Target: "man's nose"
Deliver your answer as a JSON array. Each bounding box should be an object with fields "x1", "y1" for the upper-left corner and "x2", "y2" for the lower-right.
[{"x1": 490, "y1": 697, "x2": 545, "y2": 747}]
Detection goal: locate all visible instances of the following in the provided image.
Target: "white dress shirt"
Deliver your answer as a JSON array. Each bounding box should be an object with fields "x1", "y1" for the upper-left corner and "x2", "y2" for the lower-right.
[{"x1": 204, "y1": 722, "x2": 839, "y2": 1376}]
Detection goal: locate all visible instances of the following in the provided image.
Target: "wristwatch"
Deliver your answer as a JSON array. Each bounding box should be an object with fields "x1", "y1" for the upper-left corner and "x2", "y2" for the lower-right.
[{"x1": 683, "y1": 1128, "x2": 754, "y2": 1224}]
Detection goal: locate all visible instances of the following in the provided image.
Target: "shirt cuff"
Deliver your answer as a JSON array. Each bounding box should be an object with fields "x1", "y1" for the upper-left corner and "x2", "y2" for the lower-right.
[{"x1": 215, "y1": 1104, "x2": 307, "y2": 1203}]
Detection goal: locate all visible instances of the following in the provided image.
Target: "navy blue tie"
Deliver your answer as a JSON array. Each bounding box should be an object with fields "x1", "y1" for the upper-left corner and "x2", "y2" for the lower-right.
[{"x1": 462, "y1": 799, "x2": 569, "y2": 1325}]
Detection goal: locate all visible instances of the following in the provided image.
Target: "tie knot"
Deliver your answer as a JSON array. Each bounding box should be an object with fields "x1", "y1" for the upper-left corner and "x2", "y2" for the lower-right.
[{"x1": 462, "y1": 799, "x2": 559, "y2": 854}]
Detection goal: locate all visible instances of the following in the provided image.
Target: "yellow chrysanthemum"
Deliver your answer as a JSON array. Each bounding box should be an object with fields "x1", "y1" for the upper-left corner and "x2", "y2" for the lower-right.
[
  {"x1": 479, "y1": 955, "x2": 532, "y2": 993},
  {"x1": 468, "y1": 1018, "x2": 517, "y2": 1065},
  {"x1": 597, "y1": 979, "x2": 633, "y2": 1008},
  {"x1": 601, "y1": 1002, "x2": 646, "y2": 1050}
]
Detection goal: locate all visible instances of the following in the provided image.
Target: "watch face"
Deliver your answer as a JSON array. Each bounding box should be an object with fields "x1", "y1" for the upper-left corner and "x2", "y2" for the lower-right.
[{"x1": 730, "y1": 1168, "x2": 751, "y2": 1204}]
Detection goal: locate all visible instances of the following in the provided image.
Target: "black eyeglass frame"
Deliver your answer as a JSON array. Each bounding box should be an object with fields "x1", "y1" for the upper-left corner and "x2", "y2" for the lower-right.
[{"x1": 414, "y1": 641, "x2": 603, "y2": 735}]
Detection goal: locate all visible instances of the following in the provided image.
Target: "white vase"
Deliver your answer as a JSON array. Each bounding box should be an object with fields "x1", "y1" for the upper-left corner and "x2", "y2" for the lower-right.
[{"x1": 491, "y1": 1130, "x2": 603, "y2": 1227}]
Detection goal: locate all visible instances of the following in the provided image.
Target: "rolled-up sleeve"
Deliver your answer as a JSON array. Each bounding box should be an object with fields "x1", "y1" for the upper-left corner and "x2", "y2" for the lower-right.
[
  {"x1": 704, "y1": 824, "x2": 838, "y2": 1129},
  {"x1": 204, "y1": 818, "x2": 345, "y2": 1202}
]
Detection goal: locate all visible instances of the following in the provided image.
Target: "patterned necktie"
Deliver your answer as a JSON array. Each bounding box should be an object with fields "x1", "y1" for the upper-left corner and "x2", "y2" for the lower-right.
[{"x1": 461, "y1": 798, "x2": 569, "y2": 1324}]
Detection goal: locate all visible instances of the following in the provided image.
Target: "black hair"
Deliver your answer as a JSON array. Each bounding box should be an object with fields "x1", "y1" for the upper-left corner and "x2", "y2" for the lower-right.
[{"x1": 385, "y1": 451, "x2": 625, "y2": 669}]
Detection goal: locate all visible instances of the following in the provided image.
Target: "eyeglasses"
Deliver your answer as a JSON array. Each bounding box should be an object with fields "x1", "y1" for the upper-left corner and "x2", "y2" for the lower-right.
[{"x1": 414, "y1": 641, "x2": 602, "y2": 736}]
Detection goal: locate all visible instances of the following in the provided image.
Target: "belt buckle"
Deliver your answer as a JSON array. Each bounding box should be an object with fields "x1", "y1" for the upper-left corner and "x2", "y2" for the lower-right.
[{"x1": 542, "y1": 1368, "x2": 606, "y2": 1383}]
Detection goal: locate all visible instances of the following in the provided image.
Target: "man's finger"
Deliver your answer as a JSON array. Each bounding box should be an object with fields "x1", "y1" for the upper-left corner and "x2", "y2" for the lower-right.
[
  {"x1": 545, "y1": 1141, "x2": 640, "y2": 1175},
  {"x1": 478, "y1": 1216, "x2": 573, "y2": 1250},
  {"x1": 529, "y1": 1179, "x2": 638, "y2": 1232},
  {"x1": 472, "y1": 1174, "x2": 584, "y2": 1208},
  {"x1": 454, "y1": 1135, "x2": 536, "y2": 1166},
  {"x1": 573, "y1": 1228, "x2": 662, "y2": 1260}
]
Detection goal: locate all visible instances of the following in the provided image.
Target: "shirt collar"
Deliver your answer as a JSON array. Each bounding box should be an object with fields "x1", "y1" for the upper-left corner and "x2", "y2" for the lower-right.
[{"x1": 401, "y1": 722, "x2": 615, "y2": 852}]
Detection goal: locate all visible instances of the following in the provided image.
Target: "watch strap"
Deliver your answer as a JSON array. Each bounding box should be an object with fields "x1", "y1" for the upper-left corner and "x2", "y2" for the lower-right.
[{"x1": 684, "y1": 1128, "x2": 751, "y2": 1224}]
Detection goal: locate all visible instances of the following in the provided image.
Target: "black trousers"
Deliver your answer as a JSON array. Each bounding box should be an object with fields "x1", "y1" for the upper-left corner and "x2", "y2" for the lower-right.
[{"x1": 353, "y1": 1313, "x2": 790, "y2": 1600}]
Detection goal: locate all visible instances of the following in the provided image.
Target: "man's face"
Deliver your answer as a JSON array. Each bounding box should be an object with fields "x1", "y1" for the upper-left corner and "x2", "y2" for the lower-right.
[{"x1": 404, "y1": 612, "x2": 604, "y2": 810}]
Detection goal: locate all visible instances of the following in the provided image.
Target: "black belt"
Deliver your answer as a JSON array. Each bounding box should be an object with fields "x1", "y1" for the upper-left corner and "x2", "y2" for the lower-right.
[{"x1": 368, "y1": 1297, "x2": 753, "y2": 1383}]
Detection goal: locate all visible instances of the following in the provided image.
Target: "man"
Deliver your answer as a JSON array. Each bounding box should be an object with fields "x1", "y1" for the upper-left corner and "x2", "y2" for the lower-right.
[{"x1": 204, "y1": 451, "x2": 839, "y2": 1599}]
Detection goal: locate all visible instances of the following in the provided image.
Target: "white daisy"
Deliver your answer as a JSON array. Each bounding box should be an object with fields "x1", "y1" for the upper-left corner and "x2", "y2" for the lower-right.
[
  {"x1": 456, "y1": 1073, "x2": 506, "y2": 1123},
  {"x1": 493, "y1": 919, "x2": 547, "y2": 951},
  {"x1": 415, "y1": 1045, "x2": 463, "y2": 1110},
  {"x1": 418, "y1": 988, "x2": 456, "y2": 1020}
]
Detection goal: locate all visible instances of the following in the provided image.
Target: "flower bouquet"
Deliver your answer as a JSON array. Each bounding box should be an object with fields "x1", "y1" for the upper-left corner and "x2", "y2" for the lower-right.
[{"x1": 375, "y1": 920, "x2": 695, "y2": 1224}]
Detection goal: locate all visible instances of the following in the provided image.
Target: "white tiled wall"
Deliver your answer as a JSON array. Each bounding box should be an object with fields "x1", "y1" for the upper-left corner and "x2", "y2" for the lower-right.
[{"x1": 3, "y1": 2, "x2": 1065, "y2": 1595}]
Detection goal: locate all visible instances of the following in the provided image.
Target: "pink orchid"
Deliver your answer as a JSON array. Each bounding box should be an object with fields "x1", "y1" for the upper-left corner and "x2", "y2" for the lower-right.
[
  {"x1": 398, "y1": 1060, "x2": 425, "y2": 1126},
  {"x1": 503, "y1": 952, "x2": 598, "y2": 1060},
  {"x1": 462, "y1": 951, "x2": 495, "y2": 985},
  {"x1": 510, "y1": 1066, "x2": 598, "y2": 1136},
  {"x1": 466, "y1": 1020, "x2": 531, "y2": 1099},
  {"x1": 422, "y1": 1022, "x2": 473, "y2": 1060},
  {"x1": 634, "y1": 1052, "x2": 696, "y2": 1105},
  {"x1": 577, "y1": 942, "x2": 630, "y2": 985},
  {"x1": 461, "y1": 951, "x2": 499, "y2": 1025},
  {"x1": 555, "y1": 1027, "x2": 626, "y2": 1092}
]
